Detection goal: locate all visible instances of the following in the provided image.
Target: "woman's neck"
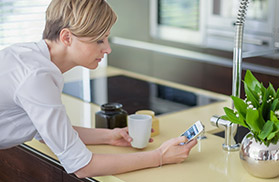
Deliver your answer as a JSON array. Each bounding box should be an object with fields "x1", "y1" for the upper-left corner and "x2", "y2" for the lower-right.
[{"x1": 44, "y1": 39, "x2": 77, "y2": 73}]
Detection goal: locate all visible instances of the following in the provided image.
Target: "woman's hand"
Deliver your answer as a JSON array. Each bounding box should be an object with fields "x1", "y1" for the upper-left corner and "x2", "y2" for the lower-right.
[
  {"x1": 157, "y1": 136, "x2": 197, "y2": 165},
  {"x1": 108, "y1": 127, "x2": 154, "y2": 147},
  {"x1": 108, "y1": 127, "x2": 132, "y2": 147}
]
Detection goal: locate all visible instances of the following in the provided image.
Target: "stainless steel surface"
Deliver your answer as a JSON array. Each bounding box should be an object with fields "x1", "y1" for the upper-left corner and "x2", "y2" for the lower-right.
[
  {"x1": 243, "y1": 48, "x2": 279, "y2": 58},
  {"x1": 232, "y1": 0, "x2": 249, "y2": 100},
  {"x1": 110, "y1": 37, "x2": 279, "y2": 77},
  {"x1": 208, "y1": 32, "x2": 268, "y2": 46},
  {"x1": 232, "y1": 25, "x2": 244, "y2": 100},
  {"x1": 210, "y1": 115, "x2": 240, "y2": 151},
  {"x1": 110, "y1": 37, "x2": 230, "y2": 66},
  {"x1": 240, "y1": 133, "x2": 279, "y2": 178},
  {"x1": 206, "y1": 0, "x2": 276, "y2": 52}
]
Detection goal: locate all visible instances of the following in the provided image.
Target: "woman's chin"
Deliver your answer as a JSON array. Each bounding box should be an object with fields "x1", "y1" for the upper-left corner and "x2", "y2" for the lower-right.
[{"x1": 86, "y1": 63, "x2": 99, "y2": 70}]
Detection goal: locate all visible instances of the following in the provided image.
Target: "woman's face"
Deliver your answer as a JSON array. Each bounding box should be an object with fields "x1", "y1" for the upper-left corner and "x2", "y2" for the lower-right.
[{"x1": 69, "y1": 31, "x2": 112, "y2": 69}]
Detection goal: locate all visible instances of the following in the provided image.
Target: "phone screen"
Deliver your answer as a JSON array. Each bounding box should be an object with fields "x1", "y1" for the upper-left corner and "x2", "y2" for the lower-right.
[
  {"x1": 182, "y1": 124, "x2": 199, "y2": 141},
  {"x1": 180, "y1": 121, "x2": 204, "y2": 145}
]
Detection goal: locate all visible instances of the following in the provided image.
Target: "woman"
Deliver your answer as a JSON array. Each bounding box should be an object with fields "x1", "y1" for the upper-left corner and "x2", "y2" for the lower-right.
[{"x1": 0, "y1": 0, "x2": 197, "y2": 178}]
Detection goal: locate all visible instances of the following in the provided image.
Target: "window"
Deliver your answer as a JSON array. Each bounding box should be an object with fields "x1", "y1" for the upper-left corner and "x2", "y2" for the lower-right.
[
  {"x1": 158, "y1": 0, "x2": 199, "y2": 30},
  {"x1": 150, "y1": 0, "x2": 206, "y2": 45},
  {"x1": 0, "y1": 0, "x2": 50, "y2": 49}
]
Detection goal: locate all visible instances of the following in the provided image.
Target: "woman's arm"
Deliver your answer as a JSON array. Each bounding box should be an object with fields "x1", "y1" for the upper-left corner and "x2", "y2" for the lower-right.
[
  {"x1": 74, "y1": 137, "x2": 197, "y2": 178},
  {"x1": 75, "y1": 149, "x2": 160, "y2": 178},
  {"x1": 73, "y1": 126, "x2": 132, "y2": 146}
]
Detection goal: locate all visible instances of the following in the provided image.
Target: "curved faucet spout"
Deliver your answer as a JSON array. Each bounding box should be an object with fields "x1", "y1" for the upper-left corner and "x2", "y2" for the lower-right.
[
  {"x1": 211, "y1": 0, "x2": 250, "y2": 152},
  {"x1": 233, "y1": 0, "x2": 249, "y2": 102}
]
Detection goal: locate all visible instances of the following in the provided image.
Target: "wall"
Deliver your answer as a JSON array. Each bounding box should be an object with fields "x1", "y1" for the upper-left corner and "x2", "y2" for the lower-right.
[
  {"x1": 108, "y1": 0, "x2": 206, "y2": 88},
  {"x1": 108, "y1": 0, "x2": 153, "y2": 76},
  {"x1": 107, "y1": 0, "x2": 279, "y2": 96}
]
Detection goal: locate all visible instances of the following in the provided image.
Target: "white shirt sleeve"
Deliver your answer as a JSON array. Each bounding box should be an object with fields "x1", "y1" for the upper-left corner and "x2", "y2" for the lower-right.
[
  {"x1": 15, "y1": 69, "x2": 92, "y2": 173},
  {"x1": 34, "y1": 132, "x2": 43, "y2": 141}
]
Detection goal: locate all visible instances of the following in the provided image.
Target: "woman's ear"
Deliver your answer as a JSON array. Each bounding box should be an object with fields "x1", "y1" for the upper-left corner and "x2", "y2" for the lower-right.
[{"x1": 59, "y1": 28, "x2": 72, "y2": 46}]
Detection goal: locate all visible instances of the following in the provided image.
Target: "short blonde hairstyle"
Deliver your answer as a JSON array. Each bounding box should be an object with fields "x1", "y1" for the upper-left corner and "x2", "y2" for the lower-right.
[{"x1": 43, "y1": 0, "x2": 117, "y2": 42}]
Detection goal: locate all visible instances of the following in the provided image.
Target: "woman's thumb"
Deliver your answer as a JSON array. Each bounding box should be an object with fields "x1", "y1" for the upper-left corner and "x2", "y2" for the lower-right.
[{"x1": 175, "y1": 136, "x2": 188, "y2": 145}]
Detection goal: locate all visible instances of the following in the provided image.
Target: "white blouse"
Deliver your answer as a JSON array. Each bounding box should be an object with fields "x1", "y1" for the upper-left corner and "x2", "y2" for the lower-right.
[{"x1": 0, "y1": 40, "x2": 92, "y2": 173}]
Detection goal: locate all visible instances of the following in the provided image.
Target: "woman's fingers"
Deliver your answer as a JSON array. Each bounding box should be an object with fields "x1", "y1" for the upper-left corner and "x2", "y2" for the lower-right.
[
  {"x1": 185, "y1": 139, "x2": 198, "y2": 149},
  {"x1": 120, "y1": 127, "x2": 132, "y2": 142},
  {"x1": 158, "y1": 136, "x2": 198, "y2": 165}
]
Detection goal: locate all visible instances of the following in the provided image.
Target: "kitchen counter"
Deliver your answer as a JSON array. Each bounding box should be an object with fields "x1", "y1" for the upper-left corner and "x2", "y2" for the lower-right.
[{"x1": 24, "y1": 66, "x2": 279, "y2": 182}]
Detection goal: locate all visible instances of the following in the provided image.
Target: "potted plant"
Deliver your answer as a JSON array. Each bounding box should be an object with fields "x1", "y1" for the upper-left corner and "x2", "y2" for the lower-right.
[{"x1": 222, "y1": 70, "x2": 279, "y2": 179}]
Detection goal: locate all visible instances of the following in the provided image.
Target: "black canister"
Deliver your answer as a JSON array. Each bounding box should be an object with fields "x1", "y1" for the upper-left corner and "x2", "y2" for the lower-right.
[{"x1": 95, "y1": 103, "x2": 128, "y2": 129}]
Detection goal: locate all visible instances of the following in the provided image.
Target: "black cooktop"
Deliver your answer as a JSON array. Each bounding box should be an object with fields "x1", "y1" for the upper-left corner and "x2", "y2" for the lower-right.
[{"x1": 62, "y1": 75, "x2": 222, "y2": 115}]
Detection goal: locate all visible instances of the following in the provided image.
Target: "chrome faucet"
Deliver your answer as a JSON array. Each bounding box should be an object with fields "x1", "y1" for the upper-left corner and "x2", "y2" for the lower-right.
[
  {"x1": 211, "y1": 0, "x2": 250, "y2": 151},
  {"x1": 211, "y1": 115, "x2": 239, "y2": 151}
]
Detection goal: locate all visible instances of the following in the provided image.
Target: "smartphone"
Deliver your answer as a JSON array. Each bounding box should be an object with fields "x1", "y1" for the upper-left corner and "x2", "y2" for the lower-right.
[{"x1": 180, "y1": 120, "x2": 204, "y2": 145}]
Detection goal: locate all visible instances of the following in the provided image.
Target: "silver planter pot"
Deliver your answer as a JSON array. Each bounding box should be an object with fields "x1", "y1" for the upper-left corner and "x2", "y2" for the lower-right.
[{"x1": 240, "y1": 133, "x2": 279, "y2": 178}]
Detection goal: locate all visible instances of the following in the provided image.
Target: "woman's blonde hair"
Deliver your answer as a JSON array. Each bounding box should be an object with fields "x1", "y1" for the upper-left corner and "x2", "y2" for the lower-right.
[{"x1": 43, "y1": 0, "x2": 117, "y2": 42}]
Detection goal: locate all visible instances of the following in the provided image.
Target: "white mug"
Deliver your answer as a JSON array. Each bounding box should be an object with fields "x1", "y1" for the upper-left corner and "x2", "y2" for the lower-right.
[{"x1": 128, "y1": 114, "x2": 152, "y2": 149}]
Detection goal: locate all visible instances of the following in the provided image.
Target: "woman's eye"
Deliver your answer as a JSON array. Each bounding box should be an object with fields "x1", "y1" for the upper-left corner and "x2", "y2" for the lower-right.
[{"x1": 97, "y1": 40, "x2": 104, "y2": 44}]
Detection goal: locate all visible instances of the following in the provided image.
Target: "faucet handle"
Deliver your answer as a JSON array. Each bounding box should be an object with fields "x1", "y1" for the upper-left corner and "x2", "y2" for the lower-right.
[{"x1": 210, "y1": 115, "x2": 240, "y2": 151}]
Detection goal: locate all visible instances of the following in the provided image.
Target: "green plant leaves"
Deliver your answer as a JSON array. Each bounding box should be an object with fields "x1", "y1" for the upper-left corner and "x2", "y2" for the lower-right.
[
  {"x1": 246, "y1": 109, "x2": 264, "y2": 133},
  {"x1": 223, "y1": 69, "x2": 279, "y2": 146},
  {"x1": 267, "y1": 130, "x2": 278, "y2": 140},
  {"x1": 270, "y1": 110, "x2": 279, "y2": 124},
  {"x1": 223, "y1": 107, "x2": 247, "y2": 127},
  {"x1": 231, "y1": 96, "x2": 247, "y2": 120},
  {"x1": 268, "y1": 83, "x2": 276, "y2": 97},
  {"x1": 259, "y1": 120, "x2": 274, "y2": 140},
  {"x1": 260, "y1": 84, "x2": 276, "y2": 120},
  {"x1": 244, "y1": 70, "x2": 261, "y2": 90},
  {"x1": 276, "y1": 89, "x2": 279, "y2": 100},
  {"x1": 271, "y1": 98, "x2": 279, "y2": 111},
  {"x1": 244, "y1": 82, "x2": 259, "y2": 108}
]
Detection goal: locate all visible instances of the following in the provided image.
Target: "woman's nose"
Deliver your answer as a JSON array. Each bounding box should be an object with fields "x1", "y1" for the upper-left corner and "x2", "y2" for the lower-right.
[{"x1": 103, "y1": 41, "x2": 112, "y2": 54}]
